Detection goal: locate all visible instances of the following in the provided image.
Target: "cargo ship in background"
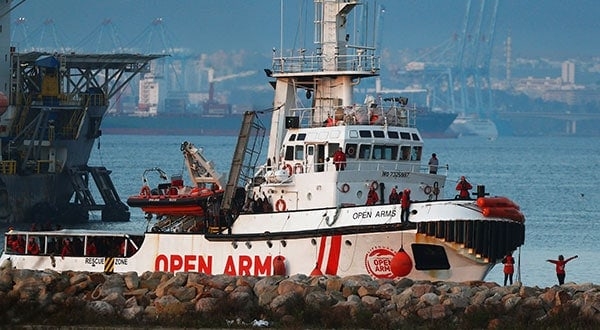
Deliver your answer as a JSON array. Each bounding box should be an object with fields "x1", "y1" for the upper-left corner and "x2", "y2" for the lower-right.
[
  {"x1": 101, "y1": 61, "x2": 457, "y2": 138},
  {"x1": 0, "y1": 0, "x2": 163, "y2": 224}
]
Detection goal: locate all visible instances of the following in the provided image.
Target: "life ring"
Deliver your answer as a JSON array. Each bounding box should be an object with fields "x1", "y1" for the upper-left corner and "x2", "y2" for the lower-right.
[
  {"x1": 284, "y1": 164, "x2": 293, "y2": 176},
  {"x1": 140, "y1": 186, "x2": 151, "y2": 197},
  {"x1": 275, "y1": 198, "x2": 287, "y2": 212},
  {"x1": 424, "y1": 185, "x2": 432, "y2": 195},
  {"x1": 347, "y1": 146, "x2": 355, "y2": 157},
  {"x1": 341, "y1": 183, "x2": 350, "y2": 193},
  {"x1": 294, "y1": 163, "x2": 303, "y2": 174},
  {"x1": 371, "y1": 181, "x2": 379, "y2": 190}
]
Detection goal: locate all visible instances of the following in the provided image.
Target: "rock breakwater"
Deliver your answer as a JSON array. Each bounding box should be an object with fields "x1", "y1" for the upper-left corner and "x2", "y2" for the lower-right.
[{"x1": 0, "y1": 265, "x2": 599, "y2": 328}]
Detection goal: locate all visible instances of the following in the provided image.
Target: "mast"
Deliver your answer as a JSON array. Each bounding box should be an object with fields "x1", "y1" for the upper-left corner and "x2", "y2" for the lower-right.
[{"x1": 266, "y1": 0, "x2": 380, "y2": 163}]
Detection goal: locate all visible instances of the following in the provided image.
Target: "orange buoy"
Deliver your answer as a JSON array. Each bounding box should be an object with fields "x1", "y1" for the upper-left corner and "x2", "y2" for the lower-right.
[
  {"x1": 310, "y1": 263, "x2": 323, "y2": 276},
  {"x1": 273, "y1": 255, "x2": 286, "y2": 276},
  {"x1": 477, "y1": 197, "x2": 520, "y2": 210},
  {"x1": 482, "y1": 207, "x2": 525, "y2": 222},
  {"x1": 390, "y1": 247, "x2": 413, "y2": 277}
]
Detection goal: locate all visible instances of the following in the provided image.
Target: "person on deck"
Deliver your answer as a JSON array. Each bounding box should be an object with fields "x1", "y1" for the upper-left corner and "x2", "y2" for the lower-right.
[
  {"x1": 61, "y1": 239, "x2": 73, "y2": 259},
  {"x1": 547, "y1": 254, "x2": 578, "y2": 285},
  {"x1": 388, "y1": 187, "x2": 400, "y2": 204},
  {"x1": 428, "y1": 153, "x2": 439, "y2": 174},
  {"x1": 400, "y1": 189, "x2": 411, "y2": 223},
  {"x1": 366, "y1": 186, "x2": 379, "y2": 206},
  {"x1": 502, "y1": 252, "x2": 515, "y2": 286},
  {"x1": 333, "y1": 147, "x2": 347, "y2": 171},
  {"x1": 27, "y1": 237, "x2": 40, "y2": 255},
  {"x1": 455, "y1": 176, "x2": 473, "y2": 199}
]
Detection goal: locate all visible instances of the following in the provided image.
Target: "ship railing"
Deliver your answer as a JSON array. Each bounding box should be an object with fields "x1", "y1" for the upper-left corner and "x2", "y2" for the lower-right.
[
  {"x1": 0, "y1": 160, "x2": 17, "y2": 174},
  {"x1": 288, "y1": 103, "x2": 417, "y2": 129},
  {"x1": 272, "y1": 53, "x2": 379, "y2": 74}
]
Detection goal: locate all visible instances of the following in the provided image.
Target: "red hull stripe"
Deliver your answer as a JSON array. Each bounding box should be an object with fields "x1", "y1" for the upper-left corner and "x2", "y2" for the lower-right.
[{"x1": 325, "y1": 235, "x2": 342, "y2": 275}]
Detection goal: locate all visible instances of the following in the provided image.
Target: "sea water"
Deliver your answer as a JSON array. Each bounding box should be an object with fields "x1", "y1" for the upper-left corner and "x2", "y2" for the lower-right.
[{"x1": 10, "y1": 134, "x2": 600, "y2": 288}]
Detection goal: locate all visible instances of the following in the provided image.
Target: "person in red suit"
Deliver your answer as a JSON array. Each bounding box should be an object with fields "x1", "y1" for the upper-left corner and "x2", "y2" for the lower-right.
[
  {"x1": 366, "y1": 186, "x2": 379, "y2": 205},
  {"x1": 333, "y1": 147, "x2": 346, "y2": 171},
  {"x1": 547, "y1": 254, "x2": 578, "y2": 285},
  {"x1": 502, "y1": 252, "x2": 515, "y2": 286},
  {"x1": 27, "y1": 237, "x2": 40, "y2": 255},
  {"x1": 400, "y1": 189, "x2": 411, "y2": 223},
  {"x1": 455, "y1": 176, "x2": 472, "y2": 199}
]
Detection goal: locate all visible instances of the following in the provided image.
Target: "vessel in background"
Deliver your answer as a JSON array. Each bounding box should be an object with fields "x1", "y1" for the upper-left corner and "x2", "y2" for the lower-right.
[{"x1": 1, "y1": 0, "x2": 524, "y2": 281}]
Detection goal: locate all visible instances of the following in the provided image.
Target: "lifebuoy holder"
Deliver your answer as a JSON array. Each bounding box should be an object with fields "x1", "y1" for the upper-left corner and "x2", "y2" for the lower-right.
[
  {"x1": 340, "y1": 183, "x2": 350, "y2": 193},
  {"x1": 347, "y1": 146, "x2": 355, "y2": 157},
  {"x1": 424, "y1": 185, "x2": 432, "y2": 195},
  {"x1": 275, "y1": 198, "x2": 287, "y2": 212}
]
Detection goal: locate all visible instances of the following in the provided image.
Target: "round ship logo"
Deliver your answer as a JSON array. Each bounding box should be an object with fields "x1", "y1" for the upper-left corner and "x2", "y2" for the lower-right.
[{"x1": 364, "y1": 247, "x2": 396, "y2": 279}]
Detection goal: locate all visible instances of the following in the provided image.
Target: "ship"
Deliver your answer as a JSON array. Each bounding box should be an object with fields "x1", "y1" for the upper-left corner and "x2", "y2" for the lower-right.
[
  {"x1": 0, "y1": 1, "x2": 164, "y2": 224},
  {"x1": 101, "y1": 107, "x2": 457, "y2": 138},
  {"x1": 449, "y1": 114, "x2": 499, "y2": 139},
  {"x1": 1, "y1": 0, "x2": 524, "y2": 281},
  {"x1": 125, "y1": 141, "x2": 225, "y2": 231}
]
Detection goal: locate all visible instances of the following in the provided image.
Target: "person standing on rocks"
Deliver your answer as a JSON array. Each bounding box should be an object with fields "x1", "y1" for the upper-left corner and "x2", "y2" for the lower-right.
[
  {"x1": 502, "y1": 252, "x2": 515, "y2": 286},
  {"x1": 547, "y1": 254, "x2": 578, "y2": 285}
]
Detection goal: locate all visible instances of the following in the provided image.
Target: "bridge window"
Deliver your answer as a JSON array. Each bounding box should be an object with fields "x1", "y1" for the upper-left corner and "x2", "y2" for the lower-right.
[
  {"x1": 284, "y1": 146, "x2": 294, "y2": 161},
  {"x1": 400, "y1": 132, "x2": 411, "y2": 140},
  {"x1": 400, "y1": 146, "x2": 411, "y2": 160},
  {"x1": 288, "y1": 134, "x2": 297, "y2": 141},
  {"x1": 327, "y1": 143, "x2": 340, "y2": 158},
  {"x1": 372, "y1": 145, "x2": 385, "y2": 159},
  {"x1": 358, "y1": 144, "x2": 371, "y2": 159},
  {"x1": 411, "y1": 146, "x2": 422, "y2": 161},
  {"x1": 373, "y1": 130, "x2": 385, "y2": 138},
  {"x1": 359, "y1": 130, "x2": 372, "y2": 138},
  {"x1": 411, "y1": 133, "x2": 421, "y2": 141},
  {"x1": 373, "y1": 145, "x2": 397, "y2": 160},
  {"x1": 388, "y1": 131, "x2": 399, "y2": 139},
  {"x1": 297, "y1": 133, "x2": 306, "y2": 141},
  {"x1": 294, "y1": 145, "x2": 304, "y2": 160},
  {"x1": 382, "y1": 145, "x2": 398, "y2": 160}
]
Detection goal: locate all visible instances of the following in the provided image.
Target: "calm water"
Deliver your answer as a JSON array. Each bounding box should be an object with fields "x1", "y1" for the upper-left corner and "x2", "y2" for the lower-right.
[{"x1": 16, "y1": 135, "x2": 600, "y2": 288}]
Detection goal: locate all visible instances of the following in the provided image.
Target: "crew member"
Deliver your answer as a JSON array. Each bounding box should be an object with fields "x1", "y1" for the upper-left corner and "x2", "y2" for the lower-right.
[
  {"x1": 27, "y1": 237, "x2": 40, "y2": 255},
  {"x1": 502, "y1": 252, "x2": 515, "y2": 286},
  {"x1": 428, "y1": 153, "x2": 439, "y2": 174},
  {"x1": 366, "y1": 186, "x2": 379, "y2": 206},
  {"x1": 333, "y1": 147, "x2": 347, "y2": 171},
  {"x1": 400, "y1": 188, "x2": 411, "y2": 223},
  {"x1": 456, "y1": 176, "x2": 472, "y2": 199},
  {"x1": 388, "y1": 187, "x2": 400, "y2": 204}
]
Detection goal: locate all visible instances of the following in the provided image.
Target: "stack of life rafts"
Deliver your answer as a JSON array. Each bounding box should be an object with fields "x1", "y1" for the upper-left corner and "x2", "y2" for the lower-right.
[{"x1": 477, "y1": 197, "x2": 525, "y2": 222}]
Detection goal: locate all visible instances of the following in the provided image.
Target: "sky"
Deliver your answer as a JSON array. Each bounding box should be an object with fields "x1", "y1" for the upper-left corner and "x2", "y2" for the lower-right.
[{"x1": 8, "y1": 0, "x2": 600, "y2": 59}]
